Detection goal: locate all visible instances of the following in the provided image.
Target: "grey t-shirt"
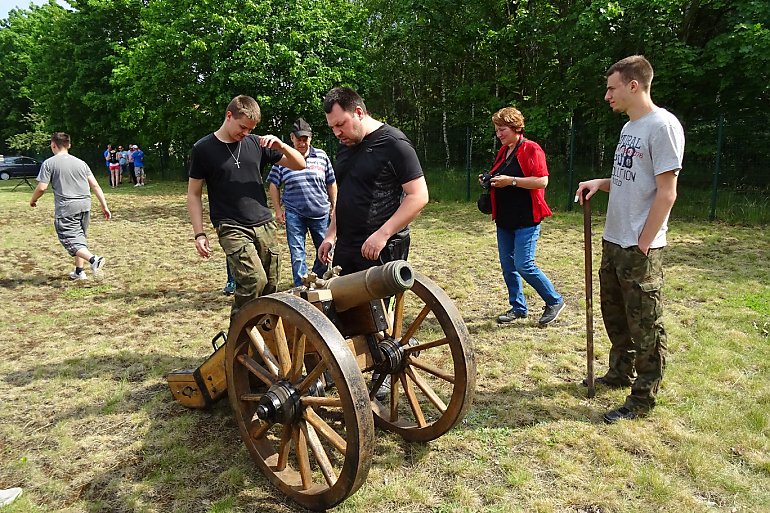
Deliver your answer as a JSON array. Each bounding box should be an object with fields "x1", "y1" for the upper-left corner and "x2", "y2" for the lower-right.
[
  {"x1": 36, "y1": 153, "x2": 94, "y2": 218},
  {"x1": 603, "y1": 108, "x2": 685, "y2": 249}
]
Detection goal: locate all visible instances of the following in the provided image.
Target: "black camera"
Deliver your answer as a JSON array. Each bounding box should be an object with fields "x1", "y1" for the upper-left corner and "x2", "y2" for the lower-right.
[{"x1": 480, "y1": 172, "x2": 493, "y2": 190}]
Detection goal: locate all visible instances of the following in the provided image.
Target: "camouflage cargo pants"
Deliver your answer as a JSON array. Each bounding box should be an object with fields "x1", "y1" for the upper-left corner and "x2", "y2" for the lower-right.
[
  {"x1": 599, "y1": 240, "x2": 667, "y2": 413},
  {"x1": 217, "y1": 222, "x2": 281, "y2": 321}
]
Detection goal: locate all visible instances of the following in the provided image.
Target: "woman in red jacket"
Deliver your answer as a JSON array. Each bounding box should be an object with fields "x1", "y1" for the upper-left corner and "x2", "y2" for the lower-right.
[{"x1": 484, "y1": 106, "x2": 565, "y2": 326}]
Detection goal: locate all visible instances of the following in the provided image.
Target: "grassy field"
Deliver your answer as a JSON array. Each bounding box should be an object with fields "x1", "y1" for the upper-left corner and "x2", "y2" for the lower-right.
[{"x1": 1, "y1": 178, "x2": 769, "y2": 513}]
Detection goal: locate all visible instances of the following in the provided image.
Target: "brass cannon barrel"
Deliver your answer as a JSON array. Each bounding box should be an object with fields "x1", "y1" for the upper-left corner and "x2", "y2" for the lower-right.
[{"x1": 328, "y1": 260, "x2": 414, "y2": 312}]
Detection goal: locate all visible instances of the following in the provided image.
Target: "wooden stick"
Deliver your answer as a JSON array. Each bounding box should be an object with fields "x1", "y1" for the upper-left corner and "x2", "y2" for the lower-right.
[{"x1": 583, "y1": 190, "x2": 595, "y2": 399}]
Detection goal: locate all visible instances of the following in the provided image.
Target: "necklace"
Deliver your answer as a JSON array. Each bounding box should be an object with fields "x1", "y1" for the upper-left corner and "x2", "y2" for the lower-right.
[{"x1": 224, "y1": 140, "x2": 242, "y2": 168}]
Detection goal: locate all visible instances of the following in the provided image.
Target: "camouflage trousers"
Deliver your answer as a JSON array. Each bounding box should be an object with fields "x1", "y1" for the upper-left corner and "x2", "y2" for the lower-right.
[
  {"x1": 599, "y1": 240, "x2": 667, "y2": 413},
  {"x1": 217, "y1": 221, "x2": 281, "y2": 321}
]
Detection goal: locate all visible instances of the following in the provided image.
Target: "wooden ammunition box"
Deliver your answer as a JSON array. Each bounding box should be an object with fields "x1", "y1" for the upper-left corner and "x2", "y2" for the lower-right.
[{"x1": 167, "y1": 340, "x2": 228, "y2": 408}]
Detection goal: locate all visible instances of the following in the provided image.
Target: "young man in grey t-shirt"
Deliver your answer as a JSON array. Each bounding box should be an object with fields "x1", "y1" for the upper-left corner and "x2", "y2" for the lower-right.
[
  {"x1": 30, "y1": 132, "x2": 112, "y2": 280},
  {"x1": 576, "y1": 55, "x2": 685, "y2": 424}
]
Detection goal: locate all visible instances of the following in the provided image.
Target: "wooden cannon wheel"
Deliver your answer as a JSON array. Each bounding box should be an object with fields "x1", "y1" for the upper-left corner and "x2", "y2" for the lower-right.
[
  {"x1": 225, "y1": 293, "x2": 374, "y2": 511},
  {"x1": 371, "y1": 272, "x2": 476, "y2": 442}
]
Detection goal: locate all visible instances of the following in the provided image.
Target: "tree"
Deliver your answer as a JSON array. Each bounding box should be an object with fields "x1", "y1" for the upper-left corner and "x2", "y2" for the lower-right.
[{"x1": 111, "y1": 0, "x2": 369, "y2": 161}]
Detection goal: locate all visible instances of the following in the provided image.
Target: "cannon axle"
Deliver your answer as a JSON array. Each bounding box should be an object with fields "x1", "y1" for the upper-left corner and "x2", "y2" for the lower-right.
[
  {"x1": 256, "y1": 378, "x2": 324, "y2": 425},
  {"x1": 377, "y1": 337, "x2": 408, "y2": 375}
]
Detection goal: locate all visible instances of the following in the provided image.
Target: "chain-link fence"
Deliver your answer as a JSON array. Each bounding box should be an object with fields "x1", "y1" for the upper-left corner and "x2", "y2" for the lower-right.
[
  {"x1": 382, "y1": 111, "x2": 770, "y2": 225},
  {"x1": 73, "y1": 112, "x2": 768, "y2": 225}
]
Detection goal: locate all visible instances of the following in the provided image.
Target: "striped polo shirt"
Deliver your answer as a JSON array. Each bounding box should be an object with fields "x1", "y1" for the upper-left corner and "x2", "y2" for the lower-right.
[{"x1": 266, "y1": 146, "x2": 336, "y2": 218}]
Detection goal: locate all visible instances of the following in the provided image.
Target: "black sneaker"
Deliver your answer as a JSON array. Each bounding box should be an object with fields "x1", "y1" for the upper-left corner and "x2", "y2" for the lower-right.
[
  {"x1": 603, "y1": 406, "x2": 640, "y2": 424},
  {"x1": 371, "y1": 373, "x2": 391, "y2": 401},
  {"x1": 497, "y1": 309, "x2": 527, "y2": 324},
  {"x1": 538, "y1": 301, "x2": 565, "y2": 326}
]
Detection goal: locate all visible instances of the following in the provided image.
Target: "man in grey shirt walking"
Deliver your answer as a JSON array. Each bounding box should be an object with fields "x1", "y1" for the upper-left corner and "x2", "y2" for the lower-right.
[
  {"x1": 30, "y1": 132, "x2": 112, "y2": 280},
  {"x1": 576, "y1": 55, "x2": 685, "y2": 424}
]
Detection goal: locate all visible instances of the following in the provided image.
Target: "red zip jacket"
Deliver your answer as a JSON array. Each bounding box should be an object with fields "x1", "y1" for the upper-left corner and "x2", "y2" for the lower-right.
[{"x1": 489, "y1": 138, "x2": 553, "y2": 223}]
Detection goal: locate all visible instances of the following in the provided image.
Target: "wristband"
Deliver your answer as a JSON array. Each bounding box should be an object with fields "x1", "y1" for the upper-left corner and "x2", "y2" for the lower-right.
[{"x1": 194, "y1": 232, "x2": 207, "y2": 240}]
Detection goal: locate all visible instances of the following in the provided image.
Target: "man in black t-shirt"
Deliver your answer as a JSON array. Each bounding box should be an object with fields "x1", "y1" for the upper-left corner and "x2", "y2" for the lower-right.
[
  {"x1": 318, "y1": 87, "x2": 428, "y2": 275},
  {"x1": 187, "y1": 95, "x2": 305, "y2": 320}
]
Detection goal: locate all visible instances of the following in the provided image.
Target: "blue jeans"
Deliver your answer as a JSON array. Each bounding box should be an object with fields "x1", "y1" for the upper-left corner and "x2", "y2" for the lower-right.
[
  {"x1": 497, "y1": 224, "x2": 562, "y2": 315},
  {"x1": 285, "y1": 210, "x2": 329, "y2": 286}
]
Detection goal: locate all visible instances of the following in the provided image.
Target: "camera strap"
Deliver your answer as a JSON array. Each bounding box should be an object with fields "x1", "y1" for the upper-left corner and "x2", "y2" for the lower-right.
[{"x1": 490, "y1": 137, "x2": 525, "y2": 176}]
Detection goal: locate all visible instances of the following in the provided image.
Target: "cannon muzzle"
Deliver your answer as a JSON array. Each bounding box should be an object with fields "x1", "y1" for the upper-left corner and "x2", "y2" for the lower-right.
[{"x1": 328, "y1": 260, "x2": 414, "y2": 312}]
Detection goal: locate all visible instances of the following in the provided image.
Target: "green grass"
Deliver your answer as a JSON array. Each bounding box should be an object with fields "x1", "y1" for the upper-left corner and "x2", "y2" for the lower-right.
[{"x1": 1, "y1": 178, "x2": 769, "y2": 512}]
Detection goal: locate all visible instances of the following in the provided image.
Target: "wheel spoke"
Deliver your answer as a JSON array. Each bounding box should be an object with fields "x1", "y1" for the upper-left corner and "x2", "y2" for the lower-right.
[
  {"x1": 248, "y1": 420, "x2": 271, "y2": 440},
  {"x1": 301, "y1": 420, "x2": 337, "y2": 488},
  {"x1": 391, "y1": 291, "x2": 405, "y2": 338},
  {"x1": 300, "y1": 396, "x2": 343, "y2": 408},
  {"x1": 293, "y1": 425, "x2": 313, "y2": 490},
  {"x1": 405, "y1": 366, "x2": 447, "y2": 413},
  {"x1": 389, "y1": 375, "x2": 400, "y2": 422},
  {"x1": 304, "y1": 406, "x2": 347, "y2": 455},
  {"x1": 276, "y1": 423, "x2": 292, "y2": 471},
  {"x1": 271, "y1": 316, "x2": 292, "y2": 376},
  {"x1": 237, "y1": 353, "x2": 276, "y2": 386},
  {"x1": 403, "y1": 336, "x2": 449, "y2": 352},
  {"x1": 368, "y1": 372, "x2": 388, "y2": 401},
  {"x1": 289, "y1": 333, "x2": 307, "y2": 381},
  {"x1": 409, "y1": 358, "x2": 455, "y2": 384},
  {"x1": 399, "y1": 373, "x2": 426, "y2": 427},
  {"x1": 400, "y1": 303, "x2": 431, "y2": 345},
  {"x1": 247, "y1": 326, "x2": 281, "y2": 376},
  {"x1": 298, "y1": 360, "x2": 327, "y2": 393}
]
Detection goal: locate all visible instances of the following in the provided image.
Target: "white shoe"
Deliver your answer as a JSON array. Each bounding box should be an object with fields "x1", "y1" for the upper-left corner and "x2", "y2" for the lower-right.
[
  {"x1": 69, "y1": 270, "x2": 87, "y2": 280},
  {"x1": 90, "y1": 255, "x2": 105, "y2": 278},
  {"x1": 134, "y1": 183, "x2": 140, "y2": 187},
  {"x1": 0, "y1": 487, "x2": 22, "y2": 506}
]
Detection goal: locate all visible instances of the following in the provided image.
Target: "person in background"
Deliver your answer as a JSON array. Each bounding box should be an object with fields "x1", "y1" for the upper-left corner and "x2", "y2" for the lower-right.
[
  {"x1": 483, "y1": 106, "x2": 565, "y2": 327},
  {"x1": 223, "y1": 261, "x2": 236, "y2": 295},
  {"x1": 132, "y1": 144, "x2": 146, "y2": 186},
  {"x1": 118, "y1": 145, "x2": 128, "y2": 183},
  {"x1": 30, "y1": 132, "x2": 111, "y2": 280},
  {"x1": 268, "y1": 117, "x2": 337, "y2": 286},
  {"x1": 575, "y1": 55, "x2": 685, "y2": 424},
  {"x1": 127, "y1": 144, "x2": 137, "y2": 185},
  {"x1": 187, "y1": 95, "x2": 305, "y2": 320},
  {"x1": 108, "y1": 145, "x2": 120, "y2": 188},
  {"x1": 104, "y1": 144, "x2": 112, "y2": 183}
]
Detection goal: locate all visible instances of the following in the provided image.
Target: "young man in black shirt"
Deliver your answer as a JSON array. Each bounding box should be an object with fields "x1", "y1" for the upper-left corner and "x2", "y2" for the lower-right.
[
  {"x1": 318, "y1": 87, "x2": 428, "y2": 275},
  {"x1": 187, "y1": 95, "x2": 305, "y2": 320}
]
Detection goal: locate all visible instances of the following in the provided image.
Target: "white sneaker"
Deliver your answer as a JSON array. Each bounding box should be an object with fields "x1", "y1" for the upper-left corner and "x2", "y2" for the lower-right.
[
  {"x1": 0, "y1": 487, "x2": 22, "y2": 506},
  {"x1": 134, "y1": 183, "x2": 140, "y2": 187},
  {"x1": 69, "y1": 270, "x2": 87, "y2": 280},
  {"x1": 90, "y1": 256, "x2": 105, "y2": 278}
]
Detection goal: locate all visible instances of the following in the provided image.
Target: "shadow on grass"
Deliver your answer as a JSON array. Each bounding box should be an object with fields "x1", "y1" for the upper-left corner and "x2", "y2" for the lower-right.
[
  {"x1": 2, "y1": 350, "x2": 315, "y2": 512},
  {"x1": 463, "y1": 380, "x2": 605, "y2": 430}
]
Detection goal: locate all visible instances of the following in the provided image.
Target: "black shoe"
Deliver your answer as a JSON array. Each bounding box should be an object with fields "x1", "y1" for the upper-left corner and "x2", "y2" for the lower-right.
[
  {"x1": 498, "y1": 308, "x2": 527, "y2": 323},
  {"x1": 371, "y1": 373, "x2": 391, "y2": 401},
  {"x1": 538, "y1": 301, "x2": 565, "y2": 326},
  {"x1": 582, "y1": 376, "x2": 630, "y2": 389},
  {"x1": 603, "y1": 406, "x2": 639, "y2": 424}
]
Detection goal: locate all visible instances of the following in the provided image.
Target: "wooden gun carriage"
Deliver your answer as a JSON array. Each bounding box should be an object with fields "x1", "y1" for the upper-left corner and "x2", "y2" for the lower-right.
[{"x1": 168, "y1": 261, "x2": 476, "y2": 510}]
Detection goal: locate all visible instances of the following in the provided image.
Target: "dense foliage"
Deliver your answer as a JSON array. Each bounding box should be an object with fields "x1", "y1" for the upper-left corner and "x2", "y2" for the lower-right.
[{"x1": 1, "y1": 0, "x2": 768, "y2": 170}]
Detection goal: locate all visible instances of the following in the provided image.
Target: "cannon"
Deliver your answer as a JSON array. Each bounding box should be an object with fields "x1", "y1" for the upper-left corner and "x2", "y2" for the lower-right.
[{"x1": 167, "y1": 261, "x2": 476, "y2": 510}]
